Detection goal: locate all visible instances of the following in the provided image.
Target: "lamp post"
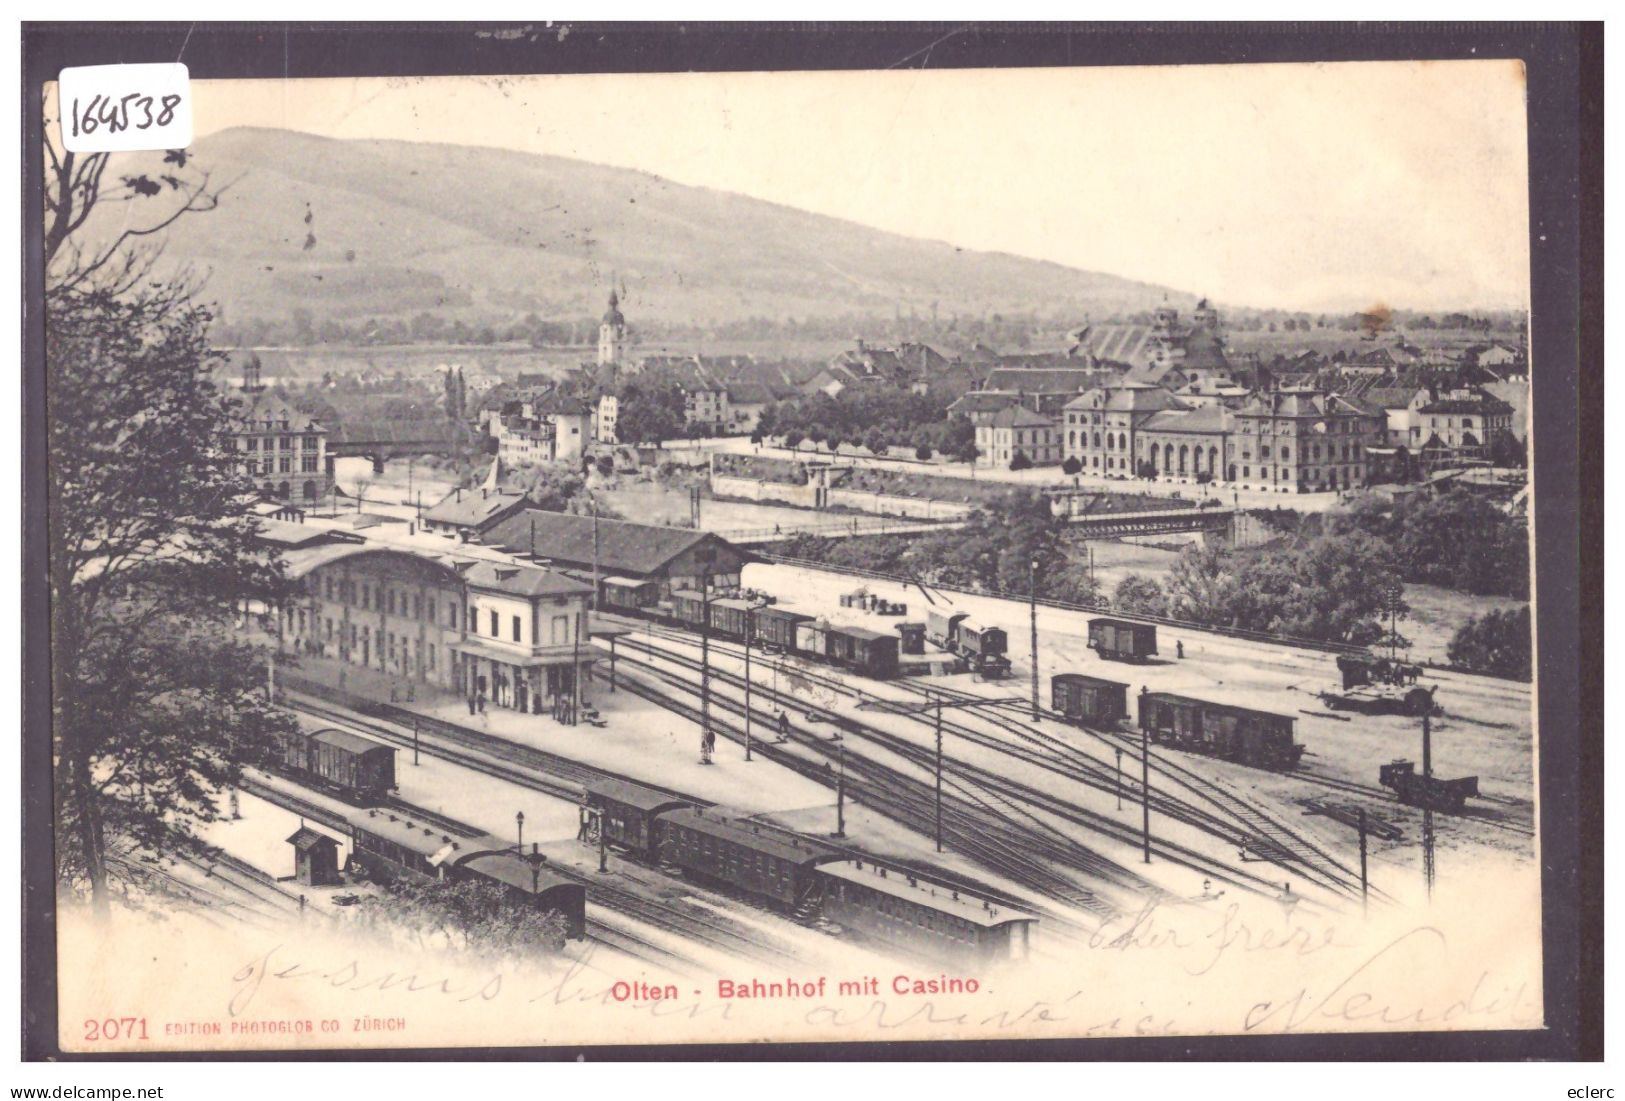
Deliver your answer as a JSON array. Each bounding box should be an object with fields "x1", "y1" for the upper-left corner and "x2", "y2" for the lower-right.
[
  {"x1": 1139, "y1": 686, "x2": 1152, "y2": 865},
  {"x1": 412, "y1": 719, "x2": 420, "y2": 767},
  {"x1": 515, "y1": 810, "x2": 525, "y2": 854}
]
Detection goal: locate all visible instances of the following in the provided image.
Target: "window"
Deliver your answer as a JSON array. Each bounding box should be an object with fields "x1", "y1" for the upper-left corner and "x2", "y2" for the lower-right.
[
  {"x1": 361, "y1": 584, "x2": 370, "y2": 610},
  {"x1": 280, "y1": 436, "x2": 292, "y2": 450},
  {"x1": 551, "y1": 615, "x2": 569, "y2": 645},
  {"x1": 449, "y1": 602, "x2": 459, "y2": 629},
  {"x1": 303, "y1": 435, "x2": 317, "y2": 450},
  {"x1": 246, "y1": 438, "x2": 259, "y2": 451},
  {"x1": 1281, "y1": 447, "x2": 1290, "y2": 461},
  {"x1": 387, "y1": 590, "x2": 396, "y2": 615},
  {"x1": 489, "y1": 610, "x2": 499, "y2": 637},
  {"x1": 512, "y1": 615, "x2": 522, "y2": 642},
  {"x1": 279, "y1": 456, "x2": 292, "y2": 474},
  {"x1": 302, "y1": 455, "x2": 318, "y2": 473},
  {"x1": 1261, "y1": 445, "x2": 1271, "y2": 459},
  {"x1": 414, "y1": 594, "x2": 423, "y2": 620}
]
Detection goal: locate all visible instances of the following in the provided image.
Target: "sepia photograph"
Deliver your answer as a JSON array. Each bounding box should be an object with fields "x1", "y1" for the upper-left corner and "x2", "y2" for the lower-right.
[{"x1": 19, "y1": 22, "x2": 1599, "y2": 1067}]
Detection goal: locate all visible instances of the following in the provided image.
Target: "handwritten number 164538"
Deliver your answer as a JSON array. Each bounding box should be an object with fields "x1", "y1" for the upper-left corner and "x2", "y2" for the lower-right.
[{"x1": 69, "y1": 93, "x2": 182, "y2": 137}]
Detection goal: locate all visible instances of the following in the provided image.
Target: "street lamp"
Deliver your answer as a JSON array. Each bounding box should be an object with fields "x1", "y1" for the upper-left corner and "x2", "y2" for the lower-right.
[
  {"x1": 515, "y1": 810, "x2": 525, "y2": 853},
  {"x1": 831, "y1": 737, "x2": 847, "y2": 839}
]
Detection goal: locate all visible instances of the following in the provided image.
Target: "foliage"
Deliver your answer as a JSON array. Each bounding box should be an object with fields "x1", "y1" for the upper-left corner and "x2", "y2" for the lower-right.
[
  {"x1": 504, "y1": 462, "x2": 618, "y2": 518},
  {"x1": 1487, "y1": 429, "x2": 1527, "y2": 468},
  {"x1": 1331, "y1": 488, "x2": 1529, "y2": 599},
  {"x1": 1061, "y1": 456, "x2": 1082, "y2": 476},
  {"x1": 47, "y1": 285, "x2": 299, "y2": 908},
  {"x1": 914, "y1": 442, "x2": 934, "y2": 461},
  {"x1": 940, "y1": 415, "x2": 978, "y2": 463},
  {"x1": 1157, "y1": 533, "x2": 1407, "y2": 644},
  {"x1": 615, "y1": 379, "x2": 686, "y2": 445},
  {"x1": 355, "y1": 876, "x2": 569, "y2": 959},
  {"x1": 1008, "y1": 450, "x2": 1033, "y2": 471},
  {"x1": 1113, "y1": 574, "x2": 1169, "y2": 616},
  {"x1": 760, "y1": 389, "x2": 952, "y2": 456},
  {"x1": 1447, "y1": 606, "x2": 1532, "y2": 679}
]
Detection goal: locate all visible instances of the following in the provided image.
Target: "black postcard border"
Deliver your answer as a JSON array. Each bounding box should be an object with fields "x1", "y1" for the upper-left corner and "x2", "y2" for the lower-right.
[{"x1": 19, "y1": 21, "x2": 1603, "y2": 1063}]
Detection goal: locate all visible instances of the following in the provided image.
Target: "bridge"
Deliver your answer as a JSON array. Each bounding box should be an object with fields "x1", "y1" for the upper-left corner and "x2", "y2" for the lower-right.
[
  {"x1": 713, "y1": 505, "x2": 1243, "y2": 547},
  {"x1": 326, "y1": 419, "x2": 465, "y2": 472}
]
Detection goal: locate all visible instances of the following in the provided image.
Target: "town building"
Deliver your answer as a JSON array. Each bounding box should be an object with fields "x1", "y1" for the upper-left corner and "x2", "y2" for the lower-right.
[
  {"x1": 491, "y1": 392, "x2": 596, "y2": 465},
  {"x1": 281, "y1": 545, "x2": 596, "y2": 716},
  {"x1": 1136, "y1": 404, "x2": 1235, "y2": 482},
  {"x1": 1061, "y1": 382, "x2": 1188, "y2": 475},
  {"x1": 723, "y1": 380, "x2": 776, "y2": 435},
  {"x1": 1228, "y1": 387, "x2": 1387, "y2": 492},
  {"x1": 975, "y1": 405, "x2": 1061, "y2": 468},
  {"x1": 230, "y1": 356, "x2": 334, "y2": 504}
]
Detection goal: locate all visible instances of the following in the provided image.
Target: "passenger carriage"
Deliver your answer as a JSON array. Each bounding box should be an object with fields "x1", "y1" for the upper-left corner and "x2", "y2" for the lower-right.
[
  {"x1": 585, "y1": 778, "x2": 694, "y2": 863},
  {"x1": 655, "y1": 805, "x2": 834, "y2": 910}
]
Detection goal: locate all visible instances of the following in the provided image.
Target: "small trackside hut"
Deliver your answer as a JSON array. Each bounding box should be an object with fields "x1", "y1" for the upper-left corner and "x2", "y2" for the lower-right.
[
  {"x1": 585, "y1": 778, "x2": 695, "y2": 863},
  {"x1": 818, "y1": 857, "x2": 1036, "y2": 962},
  {"x1": 1051, "y1": 673, "x2": 1130, "y2": 726},
  {"x1": 1088, "y1": 617, "x2": 1159, "y2": 663}
]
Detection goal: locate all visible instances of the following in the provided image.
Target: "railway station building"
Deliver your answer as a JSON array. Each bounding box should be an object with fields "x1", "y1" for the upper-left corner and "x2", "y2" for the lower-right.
[
  {"x1": 476, "y1": 509, "x2": 753, "y2": 597},
  {"x1": 278, "y1": 545, "x2": 596, "y2": 718}
]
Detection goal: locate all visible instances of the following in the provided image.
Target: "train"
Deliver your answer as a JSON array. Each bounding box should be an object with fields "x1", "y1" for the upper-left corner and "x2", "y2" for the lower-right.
[
  {"x1": 1087, "y1": 618, "x2": 1159, "y2": 663},
  {"x1": 586, "y1": 778, "x2": 1035, "y2": 962},
  {"x1": 345, "y1": 806, "x2": 587, "y2": 940},
  {"x1": 658, "y1": 589, "x2": 901, "y2": 679},
  {"x1": 924, "y1": 610, "x2": 1011, "y2": 678},
  {"x1": 1136, "y1": 690, "x2": 1305, "y2": 771},
  {"x1": 277, "y1": 726, "x2": 397, "y2": 804}
]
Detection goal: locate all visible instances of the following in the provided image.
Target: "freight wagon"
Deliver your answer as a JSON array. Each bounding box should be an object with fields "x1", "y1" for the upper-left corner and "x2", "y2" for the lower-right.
[
  {"x1": 1379, "y1": 759, "x2": 1479, "y2": 812},
  {"x1": 1051, "y1": 673, "x2": 1130, "y2": 726},
  {"x1": 753, "y1": 605, "x2": 812, "y2": 652},
  {"x1": 599, "y1": 575, "x2": 659, "y2": 612},
  {"x1": 1136, "y1": 691, "x2": 1303, "y2": 771},
  {"x1": 794, "y1": 619, "x2": 835, "y2": 661},
  {"x1": 277, "y1": 727, "x2": 397, "y2": 804},
  {"x1": 826, "y1": 626, "x2": 900, "y2": 679},
  {"x1": 1088, "y1": 618, "x2": 1159, "y2": 663}
]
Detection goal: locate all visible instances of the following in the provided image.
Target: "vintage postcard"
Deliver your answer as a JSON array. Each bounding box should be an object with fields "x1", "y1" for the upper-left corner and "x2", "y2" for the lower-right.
[{"x1": 35, "y1": 51, "x2": 1552, "y2": 1055}]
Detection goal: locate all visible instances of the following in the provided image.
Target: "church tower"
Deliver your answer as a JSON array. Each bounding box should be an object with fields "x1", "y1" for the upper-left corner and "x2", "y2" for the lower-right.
[{"x1": 598, "y1": 290, "x2": 626, "y2": 366}]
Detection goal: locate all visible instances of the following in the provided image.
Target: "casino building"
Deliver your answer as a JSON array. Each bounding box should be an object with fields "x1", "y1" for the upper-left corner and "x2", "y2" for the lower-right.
[{"x1": 280, "y1": 545, "x2": 596, "y2": 718}]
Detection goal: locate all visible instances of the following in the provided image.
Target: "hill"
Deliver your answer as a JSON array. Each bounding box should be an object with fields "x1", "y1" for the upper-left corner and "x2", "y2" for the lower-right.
[{"x1": 96, "y1": 127, "x2": 1193, "y2": 327}]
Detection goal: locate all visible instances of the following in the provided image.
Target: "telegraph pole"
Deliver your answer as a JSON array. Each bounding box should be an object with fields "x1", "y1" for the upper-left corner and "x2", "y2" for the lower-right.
[
  {"x1": 412, "y1": 719, "x2": 420, "y2": 766},
  {"x1": 933, "y1": 692, "x2": 944, "y2": 852},
  {"x1": 744, "y1": 606, "x2": 754, "y2": 762},
  {"x1": 597, "y1": 809, "x2": 608, "y2": 873},
  {"x1": 1358, "y1": 807, "x2": 1369, "y2": 916},
  {"x1": 1029, "y1": 556, "x2": 1041, "y2": 722},
  {"x1": 833, "y1": 741, "x2": 847, "y2": 839},
  {"x1": 700, "y1": 575, "x2": 712, "y2": 754},
  {"x1": 1115, "y1": 747, "x2": 1123, "y2": 811},
  {"x1": 1422, "y1": 710, "x2": 1436, "y2": 901},
  {"x1": 1140, "y1": 688, "x2": 1152, "y2": 864}
]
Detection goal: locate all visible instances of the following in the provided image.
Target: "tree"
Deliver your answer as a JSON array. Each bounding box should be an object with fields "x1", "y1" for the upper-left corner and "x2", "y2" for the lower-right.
[
  {"x1": 1061, "y1": 456, "x2": 1082, "y2": 476},
  {"x1": 940, "y1": 415, "x2": 979, "y2": 463},
  {"x1": 1487, "y1": 428, "x2": 1527, "y2": 469},
  {"x1": 863, "y1": 427, "x2": 890, "y2": 456},
  {"x1": 915, "y1": 442, "x2": 934, "y2": 461},
  {"x1": 1447, "y1": 606, "x2": 1531, "y2": 679},
  {"x1": 355, "y1": 877, "x2": 569, "y2": 959},
  {"x1": 1009, "y1": 450, "x2": 1033, "y2": 471},
  {"x1": 44, "y1": 120, "x2": 304, "y2": 914},
  {"x1": 1113, "y1": 574, "x2": 1168, "y2": 616},
  {"x1": 615, "y1": 380, "x2": 686, "y2": 446}
]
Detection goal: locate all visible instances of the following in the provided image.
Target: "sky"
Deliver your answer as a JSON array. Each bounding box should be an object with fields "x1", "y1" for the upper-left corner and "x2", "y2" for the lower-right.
[{"x1": 189, "y1": 60, "x2": 1531, "y2": 313}]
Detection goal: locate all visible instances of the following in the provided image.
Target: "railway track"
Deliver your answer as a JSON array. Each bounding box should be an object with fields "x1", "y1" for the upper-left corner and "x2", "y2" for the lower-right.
[
  {"x1": 610, "y1": 627, "x2": 1371, "y2": 904},
  {"x1": 273, "y1": 696, "x2": 828, "y2": 966},
  {"x1": 612, "y1": 639, "x2": 1355, "y2": 920}
]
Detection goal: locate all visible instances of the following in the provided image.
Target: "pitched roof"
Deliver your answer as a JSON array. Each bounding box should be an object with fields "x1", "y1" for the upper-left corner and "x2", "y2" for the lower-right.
[
  {"x1": 1096, "y1": 385, "x2": 1189, "y2": 414},
  {"x1": 1140, "y1": 404, "x2": 1234, "y2": 434},
  {"x1": 479, "y1": 509, "x2": 746, "y2": 576},
  {"x1": 981, "y1": 367, "x2": 1113, "y2": 394},
  {"x1": 986, "y1": 405, "x2": 1054, "y2": 429},
  {"x1": 286, "y1": 826, "x2": 340, "y2": 852},
  {"x1": 724, "y1": 380, "x2": 776, "y2": 405},
  {"x1": 422, "y1": 489, "x2": 531, "y2": 530},
  {"x1": 461, "y1": 558, "x2": 594, "y2": 598},
  {"x1": 947, "y1": 391, "x2": 1021, "y2": 414}
]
